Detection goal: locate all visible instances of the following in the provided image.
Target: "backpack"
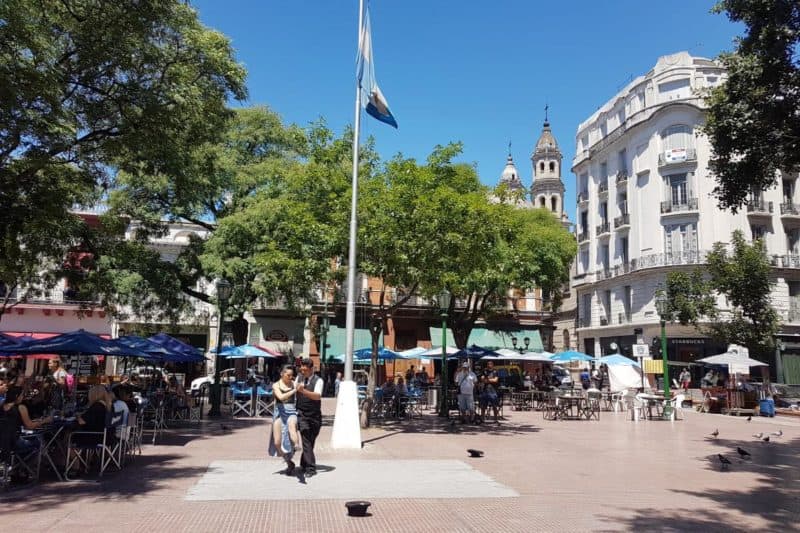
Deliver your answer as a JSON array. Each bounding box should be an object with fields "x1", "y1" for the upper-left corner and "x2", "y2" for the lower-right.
[{"x1": 65, "y1": 373, "x2": 75, "y2": 394}]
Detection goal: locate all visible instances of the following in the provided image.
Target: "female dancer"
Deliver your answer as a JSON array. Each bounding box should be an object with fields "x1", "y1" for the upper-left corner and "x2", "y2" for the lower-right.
[{"x1": 269, "y1": 364, "x2": 301, "y2": 474}]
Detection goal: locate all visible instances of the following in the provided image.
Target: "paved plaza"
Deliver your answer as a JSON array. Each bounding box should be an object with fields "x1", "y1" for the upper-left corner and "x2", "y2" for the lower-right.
[{"x1": 2, "y1": 399, "x2": 798, "y2": 532}]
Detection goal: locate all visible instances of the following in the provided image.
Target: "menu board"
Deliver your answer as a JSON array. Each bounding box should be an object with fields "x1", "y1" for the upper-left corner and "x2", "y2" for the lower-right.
[{"x1": 65, "y1": 355, "x2": 94, "y2": 376}]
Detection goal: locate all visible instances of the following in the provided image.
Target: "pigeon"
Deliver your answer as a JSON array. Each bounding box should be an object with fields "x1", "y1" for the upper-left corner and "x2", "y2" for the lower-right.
[
  {"x1": 736, "y1": 447, "x2": 751, "y2": 459},
  {"x1": 467, "y1": 449, "x2": 484, "y2": 458},
  {"x1": 717, "y1": 454, "x2": 731, "y2": 469},
  {"x1": 746, "y1": 416, "x2": 752, "y2": 422},
  {"x1": 762, "y1": 435, "x2": 770, "y2": 443},
  {"x1": 710, "y1": 429, "x2": 719, "y2": 438},
  {"x1": 772, "y1": 429, "x2": 783, "y2": 437},
  {"x1": 752, "y1": 432, "x2": 763, "y2": 439}
]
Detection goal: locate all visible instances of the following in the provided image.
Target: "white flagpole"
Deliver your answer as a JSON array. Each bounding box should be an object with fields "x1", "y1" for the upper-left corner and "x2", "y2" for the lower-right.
[{"x1": 331, "y1": 0, "x2": 364, "y2": 449}]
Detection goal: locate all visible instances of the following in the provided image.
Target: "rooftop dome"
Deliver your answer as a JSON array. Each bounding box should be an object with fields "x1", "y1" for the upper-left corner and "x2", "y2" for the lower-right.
[{"x1": 499, "y1": 154, "x2": 524, "y2": 190}]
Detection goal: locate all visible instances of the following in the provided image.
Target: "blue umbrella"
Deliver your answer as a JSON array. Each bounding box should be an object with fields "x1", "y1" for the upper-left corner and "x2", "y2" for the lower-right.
[
  {"x1": 0, "y1": 333, "x2": 26, "y2": 350},
  {"x1": 453, "y1": 345, "x2": 500, "y2": 359},
  {"x1": 219, "y1": 344, "x2": 280, "y2": 359},
  {"x1": 148, "y1": 333, "x2": 205, "y2": 363},
  {"x1": 116, "y1": 335, "x2": 172, "y2": 361},
  {"x1": 550, "y1": 350, "x2": 594, "y2": 363},
  {"x1": 1, "y1": 329, "x2": 150, "y2": 358},
  {"x1": 353, "y1": 347, "x2": 402, "y2": 360},
  {"x1": 597, "y1": 354, "x2": 640, "y2": 367}
]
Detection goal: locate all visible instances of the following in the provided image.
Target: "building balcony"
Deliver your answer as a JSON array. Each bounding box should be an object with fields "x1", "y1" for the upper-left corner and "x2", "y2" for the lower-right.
[
  {"x1": 657, "y1": 147, "x2": 697, "y2": 168},
  {"x1": 577, "y1": 191, "x2": 589, "y2": 206},
  {"x1": 586, "y1": 251, "x2": 706, "y2": 283},
  {"x1": 577, "y1": 231, "x2": 590, "y2": 244},
  {"x1": 788, "y1": 301, "x2": 800, "y2": 323},
  {"x1": 595, "y1": 222, "x2": 611, "y2": 237},
  {"x1": 746, "y1": 200, "x2": 773, "y2": 216},
  {"x1": 771, "y1": 254, "x2": 800, "y2": 269},
  {"x1": 612, "y1": 262, "x2": 633, "y2": 277},
  {"x1": 614, "y1": 213, "x2": 630, "y2": 230},
  {"x1": 660, "y1": 197, "x2": 698, "y2": 214},
  {"x1": 615, "y1": 171, "x2": 629, "y2": 186},
  {"x1": 779, "y1": 202, "x2": 800, "y2": 217},
  {"x1": 596, "y1": 268, "x2": 613, "y2": 281},
  {"x1": 598, "y1": 181, "x2": 609, "y2": 197}
]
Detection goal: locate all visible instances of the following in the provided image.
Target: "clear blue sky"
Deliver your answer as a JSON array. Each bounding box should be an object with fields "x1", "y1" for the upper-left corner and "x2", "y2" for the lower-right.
[{"x1": 192, "y1": 1, "x2": 742, "y2": 221}]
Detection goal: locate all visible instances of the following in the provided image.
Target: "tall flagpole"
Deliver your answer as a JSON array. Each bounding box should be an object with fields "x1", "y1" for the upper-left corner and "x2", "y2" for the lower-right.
[{"x1": 330, "y1": 0, "x2": 365, "y2": 449}]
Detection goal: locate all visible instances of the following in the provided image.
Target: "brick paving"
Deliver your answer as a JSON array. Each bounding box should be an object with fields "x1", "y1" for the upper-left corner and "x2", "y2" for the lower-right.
[{"x1": 1, "y1": 399, "x2": 798, "y2": 532}]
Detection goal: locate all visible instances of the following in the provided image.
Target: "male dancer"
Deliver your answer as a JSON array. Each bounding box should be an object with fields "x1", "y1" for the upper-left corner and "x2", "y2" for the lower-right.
[{"x1": 295, "y1": 358, "x2": 324, "y2": 477}]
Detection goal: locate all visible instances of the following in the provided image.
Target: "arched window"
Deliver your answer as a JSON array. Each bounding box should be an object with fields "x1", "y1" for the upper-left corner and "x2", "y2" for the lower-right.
[
  {"x1": 549, "y1": 162, "x2": 555, "y2": 172},
  {"x1": 539, "y1": 196, "x2": 546, "y2": 207},
  {"x1": 563, "y1": 329, "x2": 571, "y2": 350},
  {"x1": 539, "y1": 162, "x2": 545, "y2": 172},
  {"x1": 551, "y1": 196, "x2": 558, "y2": 212},
  {"x1": 660, "y1": 124, "x2": 693, "y2": 151}
]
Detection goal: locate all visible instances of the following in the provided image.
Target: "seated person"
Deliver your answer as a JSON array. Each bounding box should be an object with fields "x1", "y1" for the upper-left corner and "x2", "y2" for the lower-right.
[
  {"x1": 396, "y1": 377, "x2": 408, "y2": 397},
  {"x1": 73, "y1": 385, "x2": 114, "y2": 446},
  {"x1": 1, "y1": 386, "x2": 53, "y2": 453}
]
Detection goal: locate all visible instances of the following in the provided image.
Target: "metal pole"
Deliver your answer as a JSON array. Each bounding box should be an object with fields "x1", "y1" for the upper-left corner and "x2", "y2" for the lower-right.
[
  {"x1": 208, "y1": 303, "x2": 226, "y2": 417},
  {"x1": 439, "y1": 312, "x2": 448, "y2": 417},
  {"x1": 661, "y1": 318, "x2": 669, "y2": 401},
  {"x1": 343, "y1": 0, "x2": 365, "y2": 384}
]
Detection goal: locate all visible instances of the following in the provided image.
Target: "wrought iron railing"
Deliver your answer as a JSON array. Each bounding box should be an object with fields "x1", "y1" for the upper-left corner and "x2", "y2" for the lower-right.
[
  {"x1": 660, "y1": 197, "x2": 698, "y2": 213},
  {"x1": 614, "y1": 213, "x2": 630, "y2": 229}
]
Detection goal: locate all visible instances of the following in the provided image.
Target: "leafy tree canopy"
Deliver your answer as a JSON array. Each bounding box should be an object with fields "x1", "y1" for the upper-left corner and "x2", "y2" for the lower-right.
[
  {"x1": 0, "y1": 0, "x2": 246, "y2": 319},
  {"x1": 706, "y1": 0, "x2": 800, "y2": 211},
  {"x1": 665, "y1": 230, "x2": 780, "y2": 359}
]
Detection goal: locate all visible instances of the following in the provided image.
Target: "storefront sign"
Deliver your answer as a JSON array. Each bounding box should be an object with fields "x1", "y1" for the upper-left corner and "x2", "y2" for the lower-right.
[{"x1": 266, "y1": 329, "x2": 289, "y2": 342}]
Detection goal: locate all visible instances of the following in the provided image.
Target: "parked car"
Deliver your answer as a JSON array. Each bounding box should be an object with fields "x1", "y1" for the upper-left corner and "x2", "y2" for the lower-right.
[
  {"x1": 190, "y1": 368, "x2": 237, "y2": 396},
  {"x1": 551, "y1": 365, "x2": 573, "y2": 387}
]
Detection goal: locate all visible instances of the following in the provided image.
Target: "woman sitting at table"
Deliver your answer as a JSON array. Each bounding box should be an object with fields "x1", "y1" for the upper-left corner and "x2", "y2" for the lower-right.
[
  {"x1": 1, "y1": 386, "x2": 53, "y2": 459},
  {"x1": 73, "y1": 385, "x2": 113, "y2": 447},
  {"x1": 269, "y1": 365, "x2": 300, "y2": 474}
]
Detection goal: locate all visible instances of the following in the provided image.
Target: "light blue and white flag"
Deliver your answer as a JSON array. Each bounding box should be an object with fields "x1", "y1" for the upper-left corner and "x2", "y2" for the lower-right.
[{"x1": 357, "y1": 7, "x2": 398, "y2": 128}]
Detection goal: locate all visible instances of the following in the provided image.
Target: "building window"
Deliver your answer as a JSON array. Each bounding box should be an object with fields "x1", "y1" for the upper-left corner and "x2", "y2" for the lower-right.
[
  {"x1": 600, "y1": 161, "x2": 608, "y2": 181},
  {"x1": 787, "y1": 229, "x2": 800, "y2": 254},
  {"x1": 623, "y1": 285, "x2": 632, "y2": 322},
  {"x1": 620, "y1": 237, "x2": 629, "y2": 265},
  {"x1": 618, "y1": 192, "x2": 628, "y2": 215},
  {"x1": 579, "y1": 173, "x2": 589, "y2": 196},
  {"x1": 551, "y1": 196, "x2": 557, "y2": 212},
  {"x1": 580, "y1": 249, "x2": 590, "y2": 274},
  {"x1": 667, "y1": 174, "x2": 688, "y2": 205},
  {"x1": 539, "y1": 196, "x2": 546, "y2": 207},
  {"x1": 600, "y1": 244, "x2": 610, "y2": 271},
  {"x1": 618, "y1": 149, "x2": 628, "y2": 176},
  {"x1": 665, "y1": 223, "x2": 698, "y2": 257},
  {"x1": 540, "y1": 162, "x2": 545, "y2": 172},
  {"x1": 581, "y1": 135, "x2": 589, "y2": 150},
  {"x1": 549, "y1": 161, "x2": 555, "y2": 172},
  {"x1": 581, "y1": 293, "x2": 592, "y2": 327},
  {"x1": 658, "y1": 78, "x2": 690, "y2": 101},
  {"x1": 751, "y1": 225, "x2": 766, "y2": 241},
  {"x1": 580, "y1": 210, "x2": 588, "y2": 233},
  {"x1": 783, "y1": 179, "x2": 795, "y2": 203},
  {"x1": 600, "y1": 121, "x2": 607, "y2": 138},
  {"x1": 603, "y1": 290, "x2": 612, "y2": 323},
  {"x1": 600, "y1": 202, "x2": 608, "y2": 225},
  {"x1": 661, "y1": 124, "x2": 693, "y2": 152}
]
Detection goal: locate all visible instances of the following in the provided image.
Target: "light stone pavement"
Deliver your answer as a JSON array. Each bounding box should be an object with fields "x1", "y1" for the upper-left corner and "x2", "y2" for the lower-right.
[{"x1": 2, "y1": 398, "x2": 798, "y2": 532}]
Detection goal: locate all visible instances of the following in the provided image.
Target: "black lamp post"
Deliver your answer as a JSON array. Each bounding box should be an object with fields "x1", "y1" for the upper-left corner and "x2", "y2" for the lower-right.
[
  {"x1": 512, "y1": 336, "x2": 531, "y2": 354},
  {"x1": 208, "y1": 279, "x2": 232, "y2": 417},
  {"x1": 319, "y1": 307, "x2": 330, "y2": 391},
  {"x1": 437, "y1": 290, "x2": 451, "y2": 418},
  {"x1": 654, "y1": 290, "x2": 671, "y2": 402}
]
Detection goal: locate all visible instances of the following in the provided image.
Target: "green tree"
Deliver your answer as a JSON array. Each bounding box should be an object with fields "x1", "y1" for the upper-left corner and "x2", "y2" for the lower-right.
[
  {"x1": 445, "y1": 200, "x2": 577, "y2": 349},
  {"x1": 705, "y1": 0, "x2": 800, "y2": 211},
  {"x1": 0, "y1": 0, "x2": 246, "y2": 321},
  {"x1": 91, "y1": 106, "x2": 308, "y2": 323},
  {"x1": 665, "y1": 230, "x2": 780, "y2": 360}
]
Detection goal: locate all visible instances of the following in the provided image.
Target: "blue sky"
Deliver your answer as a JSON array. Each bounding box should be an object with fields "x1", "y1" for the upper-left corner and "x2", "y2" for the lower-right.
[{"x1": 192, "y1": 1, "x2": 742, "y2": 221}]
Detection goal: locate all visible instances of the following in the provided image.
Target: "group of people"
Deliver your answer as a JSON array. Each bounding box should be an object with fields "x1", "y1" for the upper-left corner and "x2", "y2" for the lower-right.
[
  {"x1": 453, "y1": 360, "x2": 501, "y2": 424},
  {"x1": 269, "y1": 358, "x2": 323, "y2": 478}
]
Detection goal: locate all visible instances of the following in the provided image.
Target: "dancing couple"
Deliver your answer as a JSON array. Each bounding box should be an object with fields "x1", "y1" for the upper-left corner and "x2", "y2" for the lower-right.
[{"x1": 269, "y1": 358, "x2": 324, "y2": 477}]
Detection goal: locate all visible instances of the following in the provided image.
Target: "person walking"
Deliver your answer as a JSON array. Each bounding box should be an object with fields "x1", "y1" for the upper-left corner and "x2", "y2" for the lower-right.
[
  {"x1": 679, "y1": 368, "x2": 691, "y2": 392},
  {"x1": 295, "y1": 357, "x2": 324, "y2": 477}
]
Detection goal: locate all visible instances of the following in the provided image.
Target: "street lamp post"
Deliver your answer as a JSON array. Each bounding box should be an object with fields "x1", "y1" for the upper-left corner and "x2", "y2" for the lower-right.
[
  {"x1": 208, "y1": 279, "x2": 232, "y2": 417},
  {"x1": 438, "y1": 290, "x2": 451, "y2": 418},
  {"x1": 319, "y1": 308, "x2": 330, "y2": 392},
  {"x1": 512, "y1": 336, "x2": 531, "y2": 354},
  {"x1": 654, "y1": 291, "x2": 670, "y2": 403}
]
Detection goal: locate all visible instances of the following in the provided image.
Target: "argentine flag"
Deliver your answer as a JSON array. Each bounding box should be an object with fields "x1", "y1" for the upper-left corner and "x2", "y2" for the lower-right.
[{"x1": 357, "y1": 8, "x2": 398, "y2": 129}]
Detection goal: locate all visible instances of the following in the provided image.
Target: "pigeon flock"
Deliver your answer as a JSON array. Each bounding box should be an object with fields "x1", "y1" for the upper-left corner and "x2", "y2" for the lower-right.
[{"x1": 713, "y1": 425, "x2": 786, "y2": 470}]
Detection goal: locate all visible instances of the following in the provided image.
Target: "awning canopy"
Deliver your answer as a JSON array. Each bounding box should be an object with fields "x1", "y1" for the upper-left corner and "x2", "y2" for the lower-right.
[
  {"x1": 429, "y1": 327, "x2": 544, "y2": 352},
  {"x1": 325, "y1": 326, "x2": 377, "y2": 358},
  {"x1": 148, "y1": 333, "x2": 205, "y2": 363}
]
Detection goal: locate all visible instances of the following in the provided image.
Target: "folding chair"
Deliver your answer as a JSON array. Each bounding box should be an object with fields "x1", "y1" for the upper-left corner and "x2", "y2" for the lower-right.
[
  {"x1": 189, "y1": 391, "x2": 204, "y2": 422},
  {"x1": 65, "y1": 409, "x2": 124, "y2": 480},
  {"x1": 584, "y1": 390, "x2": 601, "y2": 420},
  {"x1": 230, "y1": 383, "x2": 253, "y2": 417},
  {"x1": 254, "y1": 387, "x2": 274, "y2": 418},
  {"x1": 0, "y1": 419, "x2": 41, "y2": 489}
]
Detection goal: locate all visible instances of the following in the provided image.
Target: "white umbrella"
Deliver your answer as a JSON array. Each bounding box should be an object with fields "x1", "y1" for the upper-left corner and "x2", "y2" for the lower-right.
[
  {"x1": 419, "y1": 346, "x2": 460, "y2": 357},
  {"x1": 397, "y1": 347, "x2": 428, "y2": 359},
  {"x1": 696, "y1": 352, "x2": 767, "y2": 367},
  {"x1": 521, "y1": 351, "x2": 556, "y2": 362}
]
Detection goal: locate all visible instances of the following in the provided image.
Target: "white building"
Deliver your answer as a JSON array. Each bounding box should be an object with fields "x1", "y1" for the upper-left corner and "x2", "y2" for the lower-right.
[{"x1": 571, "y1": 51, "x2": 800, "y2": 382}]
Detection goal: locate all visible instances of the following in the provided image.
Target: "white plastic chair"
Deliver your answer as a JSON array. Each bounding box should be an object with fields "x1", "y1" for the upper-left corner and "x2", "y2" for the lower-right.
[{"x1": 664, "y1": 394, "x2": 685, "y2": 421}]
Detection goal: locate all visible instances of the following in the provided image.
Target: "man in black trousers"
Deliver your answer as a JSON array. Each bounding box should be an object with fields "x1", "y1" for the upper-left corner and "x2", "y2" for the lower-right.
[{"x1": 295, "y1": 357, "x2": 324, "y2": 477}]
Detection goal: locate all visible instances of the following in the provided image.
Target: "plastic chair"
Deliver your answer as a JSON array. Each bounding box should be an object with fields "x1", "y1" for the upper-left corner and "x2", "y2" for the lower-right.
[{"x1": 664, "y1": 394, "x2": 685, "y2": 421}]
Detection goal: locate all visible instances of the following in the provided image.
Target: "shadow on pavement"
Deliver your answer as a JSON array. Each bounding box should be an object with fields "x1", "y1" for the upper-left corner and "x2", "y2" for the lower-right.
[{"x1": 600, "y1": 434, "x2": 800, "y2": 532}]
